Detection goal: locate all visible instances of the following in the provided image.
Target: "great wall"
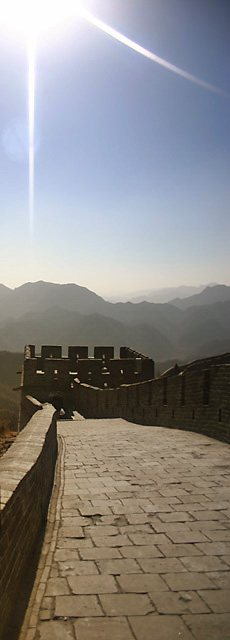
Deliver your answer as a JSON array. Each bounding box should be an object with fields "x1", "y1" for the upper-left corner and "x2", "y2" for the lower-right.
[
  {"x1": 20, "y1": 345, "x2": 230, "y2": 442},
  {"x1": 0, "y1": 345, "x2": 230, "y2": 639}
]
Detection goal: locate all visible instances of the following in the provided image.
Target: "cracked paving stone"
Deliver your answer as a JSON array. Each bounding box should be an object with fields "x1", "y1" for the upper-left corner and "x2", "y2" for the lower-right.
[
  {"x1": 96, "y1": 559, "x2": 141, "y2": 574},
  {"x1": 183, "y1": 613, "x2": 230, "y2": 640},
  {"x1": 55, "y1": 595, "x2": 103, "y2": 617},
  {"x1": 46, "y1": 578, "x2": 70, "y2": 596},
  {"x1": 67, "y1": 575, "x2": 117, "y2": 594},
  {"x1": 163, "y1": 572, "x2": 217, "y2": 591},
  {"x1": 149, "y1": 590, "x2": 210, "y2": 614},
  {"x1": 129, "y1": 614, "x2": 195, "y2": 639},
  {"x1": 99, "y1": 593, "x2": 154, "y2": 616},
  {"x1": 117, "y1": 573, "x2": 169, "y2": 592},
  {"x1": 198, "y1": 589, "x2": 230, "y2": 613},
  {"x1": 37, "y1": 620, "x2": 75, "y2": 639},
  {"x1": 180, "y1": 555, "x2": 229, "y2": 572},
  {"x1": 74, "y1": 617, "x2": 135, "y2": 640}
]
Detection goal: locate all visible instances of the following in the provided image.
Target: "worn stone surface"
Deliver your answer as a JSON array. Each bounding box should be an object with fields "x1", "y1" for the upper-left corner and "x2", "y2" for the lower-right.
[
  {"x1": 183, "y1": 613, "x2": 230, "y2": 640},
  {"x1": 129, "y1": 614, "x2": 195, "y2": 639},
  {"x1": 19, "y1": 418, "x2": 230, "y2": 640},
  {"x1": 74, "y1": 617, "x2": 134, "y2": 640}
]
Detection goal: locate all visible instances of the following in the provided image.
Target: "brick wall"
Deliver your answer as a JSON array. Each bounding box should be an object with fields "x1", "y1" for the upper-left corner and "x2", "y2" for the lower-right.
[
  {"x1": 0, "y1": 404, "x2": 57, "y2": 638},
  {"x1": 73, "y1": 364, "x2": 230, "y2": 443},
  {"x1": 21, "y1": 345, "x2": 155, "y2": 399},
  {"x1": 19, "y1": 394, "x2": 43, "y2": 431}
]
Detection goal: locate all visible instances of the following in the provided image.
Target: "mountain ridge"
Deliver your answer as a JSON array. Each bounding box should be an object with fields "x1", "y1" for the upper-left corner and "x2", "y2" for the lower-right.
[
  {"x1": 170, "y1": 284, "x2": 230, "y2": 309},
  {"x1": 0, "y1": 281, "x2": 229, "y2": 362}
]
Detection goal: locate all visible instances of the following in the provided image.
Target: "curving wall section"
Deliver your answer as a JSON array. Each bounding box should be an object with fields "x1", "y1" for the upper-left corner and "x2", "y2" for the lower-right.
[
  {"x1": 0, "y1": 402, "x2": 57, "y2": 639},
  {"x1": 73, "y1": 363, "x2": 230, "y2": 443}
]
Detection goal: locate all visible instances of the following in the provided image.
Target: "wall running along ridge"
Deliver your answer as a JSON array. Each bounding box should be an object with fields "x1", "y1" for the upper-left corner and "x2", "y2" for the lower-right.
[
  {"x1": 0, "y1": 402, "x2": 57, "y2": 639},
  {"x1": 73, "y1": 364, "x2": 230, "y2": 443}
]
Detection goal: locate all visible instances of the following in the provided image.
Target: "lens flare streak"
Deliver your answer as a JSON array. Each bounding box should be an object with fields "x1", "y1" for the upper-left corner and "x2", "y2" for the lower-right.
[
  {"x1": 81, "y1": 9, "x2": 225, "y2": 96},
  {"x1": 25, "y1": 2, "x2": 225, "y2": 236},
  {"x1": 28, "y1": 32, "x2": 35, "y2": 234}
]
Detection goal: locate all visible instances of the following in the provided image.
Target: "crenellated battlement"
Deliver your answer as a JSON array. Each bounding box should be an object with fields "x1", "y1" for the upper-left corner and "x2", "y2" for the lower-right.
[
  {"x1": 21, "y1": 345, "x2": 155, "y2": 410},
  {"x1": 19, "y1": 345, "x2": 230, "y2": 442},
  {"x1": 2, "y1": 346, "x2": 229, "y2": 638}
]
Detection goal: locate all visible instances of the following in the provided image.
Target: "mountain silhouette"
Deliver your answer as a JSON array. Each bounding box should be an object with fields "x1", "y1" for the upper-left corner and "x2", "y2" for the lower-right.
[
  {"x1": 170, "y1": 284, "x2": 230, "y2": 310},
  {"x1": 0, "y1": 281, "x2": 229, "y2": 361}
]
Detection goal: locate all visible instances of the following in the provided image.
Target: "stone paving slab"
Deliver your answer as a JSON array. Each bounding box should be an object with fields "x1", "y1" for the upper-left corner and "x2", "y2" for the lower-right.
[{"x1": 19, "y1": 419, "x2": 230, "y2": 640}]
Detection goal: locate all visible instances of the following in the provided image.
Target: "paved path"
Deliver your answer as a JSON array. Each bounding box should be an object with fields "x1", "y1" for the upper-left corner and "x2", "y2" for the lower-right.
[{"x1": 20, "y1": 418, "x2": 230, "y2": 640}]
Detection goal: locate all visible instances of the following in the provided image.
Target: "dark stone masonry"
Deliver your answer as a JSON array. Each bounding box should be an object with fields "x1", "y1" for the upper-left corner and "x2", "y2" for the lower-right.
[
  {"x1": 0, "y1": 346, "x2": 229, "y2": 639},
  {"x1": 20, "y1": 346, "x2": 230, "y2": 442}
]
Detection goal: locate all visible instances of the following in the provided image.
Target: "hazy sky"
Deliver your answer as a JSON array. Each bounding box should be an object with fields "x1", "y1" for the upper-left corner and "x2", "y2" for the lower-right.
[{"x1": 0, "y1": 0, "x2": 229, "y2": 295}]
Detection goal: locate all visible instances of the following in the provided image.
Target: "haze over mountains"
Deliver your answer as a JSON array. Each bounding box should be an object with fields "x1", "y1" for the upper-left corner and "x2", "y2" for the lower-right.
[
  {"x1": 108, "y1": 284, "x2": 216, "y2": 304},
  {"x1": 0, "y1": 281, "x2": 230, "y2": 362}
]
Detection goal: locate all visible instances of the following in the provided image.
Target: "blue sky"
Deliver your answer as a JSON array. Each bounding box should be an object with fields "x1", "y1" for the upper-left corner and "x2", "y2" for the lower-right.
[{"x1": 0, "y1": 0, "x2": 229, "y2": 295}]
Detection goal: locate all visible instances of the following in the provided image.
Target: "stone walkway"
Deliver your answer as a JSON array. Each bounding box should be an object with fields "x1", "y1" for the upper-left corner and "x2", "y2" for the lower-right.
[{"x1": 19, "y1": 418, "x2": 230, "y2": 640}]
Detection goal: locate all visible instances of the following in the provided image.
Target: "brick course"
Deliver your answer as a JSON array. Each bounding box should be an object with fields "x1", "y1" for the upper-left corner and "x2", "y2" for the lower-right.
[
  {"x1": 73, "y1": 362, "x2": 230, "y2": 443},
  {"x1": 0, "y1": 405, "x2": 57, "y2": 639}
]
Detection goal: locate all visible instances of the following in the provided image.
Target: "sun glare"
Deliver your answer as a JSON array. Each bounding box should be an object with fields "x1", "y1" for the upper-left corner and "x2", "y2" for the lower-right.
[
  {"x1": 1, "y1": 0, "x2": 225, "y2": 235},
  {"x1": 0, "y1": 0, "x2": 84, "y2": 37},
  {"x1": 1, "y1": 0, "x2": 84, "y2": 235}
]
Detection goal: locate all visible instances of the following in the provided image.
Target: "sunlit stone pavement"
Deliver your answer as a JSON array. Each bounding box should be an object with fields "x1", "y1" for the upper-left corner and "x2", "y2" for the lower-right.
[{"x1": 20, "y1": 418, "x2": 230, "y2": 640}]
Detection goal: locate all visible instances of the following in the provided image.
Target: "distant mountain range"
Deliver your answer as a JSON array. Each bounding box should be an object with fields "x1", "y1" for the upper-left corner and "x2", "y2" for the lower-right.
[
  {"x1": 170, "y1": 285, "x2": 230, "y2": 309},
  {"x1": 106, "y1": 283, "x2": 217, "y2": 304},
  {"x1": 0, "y1": 281, "x2": 229, "y2": 361},
  {"x1": 130, "y1": 284, "x2": 216, "y2": 304}
]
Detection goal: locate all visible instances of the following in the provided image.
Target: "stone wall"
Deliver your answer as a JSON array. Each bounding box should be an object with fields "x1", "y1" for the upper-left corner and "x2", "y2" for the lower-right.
[
  {"x1": 21, "y1": 345, "x2": 155, "y2": 403},
  {"x1": 73, "y1": 364, "x2": 230, "y2": 443},
  {"x1": 19, "y1": 394, "x2": 43, "y2": 431},
  {"x1": 0, "y1": 404, "x2": 57, "y2": 639}
]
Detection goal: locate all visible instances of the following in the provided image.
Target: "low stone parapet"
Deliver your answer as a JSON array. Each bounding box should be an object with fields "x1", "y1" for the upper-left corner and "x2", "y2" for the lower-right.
[
  {"x1": 19, "y1": 394, "x2": 43, "y2": 431},
  {"x1": 0, "y1": 404, "x2": 57, "y2": 639},
  {"x1": 73, "y1": 363, "x2": 230, "y2": 443}
]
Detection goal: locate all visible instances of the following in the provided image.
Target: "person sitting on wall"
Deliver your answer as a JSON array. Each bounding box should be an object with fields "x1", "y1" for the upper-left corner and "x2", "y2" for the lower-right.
[
  {"x1": 52, "y1": 391, "x2": 63, "y2": 411},
  {"x1": 51, "y1": 392, "x2": 72, "y2": 419}
]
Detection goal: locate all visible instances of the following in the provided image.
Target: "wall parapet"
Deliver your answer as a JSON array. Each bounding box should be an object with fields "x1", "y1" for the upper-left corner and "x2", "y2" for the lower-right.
[
  {"x1": 21, "y1": 344, "x2": 155, "y2": 402},
  {"x1": 73, "y1": 363, "x2": 230, "y2": 443},
  {"x1": 19, "y1": 394, "x2": 43, "y2": 431},
  {"x1": 0, "y1": 404, "x2": 57, "y2": 639}
]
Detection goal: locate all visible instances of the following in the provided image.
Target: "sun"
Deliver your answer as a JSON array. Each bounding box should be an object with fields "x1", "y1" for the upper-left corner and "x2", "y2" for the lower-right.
[
  {"x1": 0, "y1": 0, "x2": 85, "y2": 38},
  {"x1": 1, "y1": 0, "x2": 85, "y2": 234},
  {"x1": 1, "y1": 0, "x2": 223, "y2": 236}
]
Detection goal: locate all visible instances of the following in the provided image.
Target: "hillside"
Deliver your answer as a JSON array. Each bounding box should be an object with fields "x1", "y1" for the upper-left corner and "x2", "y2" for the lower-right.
[
  {"x1": 0, "y1": 284, "x2": 12, "y2": 301},
  {"x1": 0, "y1": 281, "x2": 106, "y2": 322},
  {"x1": 170, "y1": 284, "x2": 230, "y2": 310},
  {"x1": 0, "y1": 351, "x2": 23, "y2": 434},
  {"x1": 0, "y1": 308, "x2": 176, "y2": 360},
  {"x1": 130, "y1": 284, "x2": 208, "y2": 304},
  {"x1": 0, "y1": 281, "x2": 229, "y2": 362}
]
